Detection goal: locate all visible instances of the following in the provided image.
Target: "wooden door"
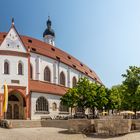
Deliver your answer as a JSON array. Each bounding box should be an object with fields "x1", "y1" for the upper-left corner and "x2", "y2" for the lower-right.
[
  {"x1": 7, "y1": 104, "x2": 12, "y2": 119},
  {"x1": 6, "y1": 102, "x2": 19, "y2": 119},
  {"x1": 13, "y1": 103, "x2": 19, "y2": 119}
]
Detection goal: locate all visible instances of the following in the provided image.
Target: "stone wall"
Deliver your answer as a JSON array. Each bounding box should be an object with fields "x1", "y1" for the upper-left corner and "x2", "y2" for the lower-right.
[
  {"x1": 1, "y1": 118, "x2": 135, "y2": 136},
  {"x1": 67, "y1": 118, "x2": 132, "y2": 135},
  {"x1": 68, "y1": 119, "x2": 93, "y2": 133},
  {"x1": 132, "y1": 119, "x2": 140, "y2": 130},
  {"x1": 41, "y1": 120, "x2": 69, "y2": 129},
  {"x1": 94, "y1": 119, "x2": 131, "y2": 136}
]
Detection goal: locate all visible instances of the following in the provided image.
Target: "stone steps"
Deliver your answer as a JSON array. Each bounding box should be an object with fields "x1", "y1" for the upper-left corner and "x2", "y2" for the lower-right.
[
  {"x1": 3, "y1": 120, "x2": 47, "y2": 128},
  {"x1": 1, "y1": 120, "x2": 68, "y2": 128}
]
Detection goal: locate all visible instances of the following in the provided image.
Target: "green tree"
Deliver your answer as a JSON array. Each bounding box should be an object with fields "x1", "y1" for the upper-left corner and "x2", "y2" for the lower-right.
[
  {"x1": 61, "y1": 77, "x2": 108, "y2": 118},
  {"x1": 76, "y1": 77, "x2": 93, "y2": 114},
  {"x1": 107, "y1": 85, "x2": 122, "y2": 113},
  {"x1": 122, "y1": 66, "x2": 140, "y2": 112},
  {"x1": 95, "y1": 85, "x2": 108, "y2": 110},
  {"x1": 61, "y1": 88, "x2": 78, "y2": 117},
  {"x1": 134, "y1": 85, "x2": 140, "y2": 110},
  {"x1": 85, "y1": 82, "x2": 97, "y2": 118}
]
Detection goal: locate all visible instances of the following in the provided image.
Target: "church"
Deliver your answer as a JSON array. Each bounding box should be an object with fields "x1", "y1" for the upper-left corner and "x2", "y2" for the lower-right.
[{"x1": 0, "y1": 17, "x2": 102, "y2": 120}]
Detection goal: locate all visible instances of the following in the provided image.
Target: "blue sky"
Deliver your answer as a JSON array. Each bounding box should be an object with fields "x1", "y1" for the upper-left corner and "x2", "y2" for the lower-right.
[{"x1": 0, "y1": 0, "x2": 140, "y2": 87}]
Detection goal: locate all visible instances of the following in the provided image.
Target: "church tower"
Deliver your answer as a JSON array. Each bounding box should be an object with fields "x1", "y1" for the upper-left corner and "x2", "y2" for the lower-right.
[{"x1": 43, "y1": 16, "x2": 55, "y2": 46}]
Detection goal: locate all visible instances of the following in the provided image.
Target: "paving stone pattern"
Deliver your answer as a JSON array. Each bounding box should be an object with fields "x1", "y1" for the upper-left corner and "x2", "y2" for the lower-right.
[{"x1": 0, "y1": 127, "x2": 140, "y2": 140}]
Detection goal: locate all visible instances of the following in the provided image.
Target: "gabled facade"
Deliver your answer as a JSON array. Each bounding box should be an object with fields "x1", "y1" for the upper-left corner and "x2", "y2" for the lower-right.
[{"x1": 0, "y1": 19, "x2": 102, "y2": 120}]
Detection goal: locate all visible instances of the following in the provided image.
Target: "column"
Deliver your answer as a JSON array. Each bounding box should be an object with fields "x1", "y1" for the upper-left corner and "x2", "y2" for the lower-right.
[
  {"x1": 35, "y1": 56, "x2": 41, "y2": 80},
  {"x1": 67, "y1": 67, "x2": 71, "y2": 87},
  {"x1": 53, "y1": 61, "x2": 57, "y2": 84}
]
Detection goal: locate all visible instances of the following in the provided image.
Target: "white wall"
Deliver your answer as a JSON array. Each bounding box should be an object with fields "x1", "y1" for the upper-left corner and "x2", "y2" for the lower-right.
[
  {"x1": 31, "y1": 92, "x2": 61, "y2": 120},
  {"x1": 0, "y1": 55, "x2": 28, "y2": 94},
  {"x1": 30, "y1": 53, "x2": 93, "y2": 88},
  {"x1": 0, "y1": 52, "x2": 95, "y2": 95},
  {"x1": 0, "y1": 27, "x2": 26, "y2": 53}
]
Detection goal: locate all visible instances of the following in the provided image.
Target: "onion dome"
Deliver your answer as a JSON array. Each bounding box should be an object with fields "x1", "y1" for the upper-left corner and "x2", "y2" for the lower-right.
[{"x1": 43, "y1": 16, "x2": 55, "y2": 37}]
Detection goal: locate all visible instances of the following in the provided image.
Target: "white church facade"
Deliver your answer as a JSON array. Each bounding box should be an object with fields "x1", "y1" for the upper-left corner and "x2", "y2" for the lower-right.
[{"x1": 0, "y1": 18, "x2": 102, "y2": 120}]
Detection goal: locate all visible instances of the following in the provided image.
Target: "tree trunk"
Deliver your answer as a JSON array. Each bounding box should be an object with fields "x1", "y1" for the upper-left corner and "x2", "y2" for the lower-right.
[
  {"x1": 82, "y1": 107, "x2": 85, "y2": 114},
  {"x1": 92, "y1": 107, "x2": 95, "y2": 119},
  {"x1": 82, "y1": 106, "x2": 85, "y2": 118},
  {"x1": 134, "y1": 109, "x2": 136, "y2": 119},
  {"x1": 112, "y1": 109, "x2": 114, "y2": 115},
  {"x1": 71, "y1": 107, "x2": 73, "y2": 119}
]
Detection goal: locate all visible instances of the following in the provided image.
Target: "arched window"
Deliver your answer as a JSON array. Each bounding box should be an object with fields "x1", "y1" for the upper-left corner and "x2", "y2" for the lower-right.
[
  {"x1": 72, "y1": 76, "x2": 77, "y2": 87},
  {"x1": 60, "y1": 71, "x2": 65, "y2": 86},
  {"x1": 4, "y1": 61, "x2": 9, "y2": 74},
  {"x1": 18, "y1": 62, "x2": 23, "y2": 75},
  {"x1": 30, "y1": 64, "x2": 33, "y2": 79},
  {"x1": 52, "y1": 102, "x2": 57, "y2": 111},
  {"x1": 36, "y1": 96, "x2": 48, "y2": 112},
  {"x1": 59, "y1": 101, "x2": 69, "y2": 112},
  {"x1": 44, "y1": 66, "x2": 51, "y2": 82}
]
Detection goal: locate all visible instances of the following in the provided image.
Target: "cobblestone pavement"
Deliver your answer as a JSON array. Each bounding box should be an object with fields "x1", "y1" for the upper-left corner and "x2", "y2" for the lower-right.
[{"x1": 0, "y1": 127, "x2": 140, "y2": 140}]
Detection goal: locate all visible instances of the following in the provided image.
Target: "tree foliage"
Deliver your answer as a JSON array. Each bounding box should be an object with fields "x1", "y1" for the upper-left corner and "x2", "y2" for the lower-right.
[
  {"x1": 95, "y1": 85, "x2": 108, "y2": 110},
  {"x1": 61, "y1": 66, "x2": 140, "y2": 117},
  {"x1": 61, "y1": 77, "x2": 108, "y2": 116},
  {"x1": 107, "y1": 85, "x2": 122, "y2": 111},
  {"x1": 60, "y1": 88, "x2": 78, "y2": 116},
  {"x1": 76, "y1": 78, "x2": 98, "y2": 112},
  {"x1": 121, "y1": 66, "x2": 140, "y2": 111}
]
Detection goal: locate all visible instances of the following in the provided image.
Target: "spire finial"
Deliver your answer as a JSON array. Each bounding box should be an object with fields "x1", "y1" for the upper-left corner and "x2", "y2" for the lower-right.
[
  {"x1": 48, "y1": 16, "x2": 50, "y2": 20},
  {"x1": 47, "y1": 16, "x2": 51, "y2": 28},
  {"x1": 12, "y1": 17, "x2": 14, "y2": 26}
]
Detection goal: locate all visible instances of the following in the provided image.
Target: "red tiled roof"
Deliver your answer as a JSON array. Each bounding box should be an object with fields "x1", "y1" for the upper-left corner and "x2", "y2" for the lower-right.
[
  {"x1": 30, "y1": 80, "x2": 68, "y2": 96},
  {"x1": 0, "y1": 32, "x2": 102, "y2": 84}
]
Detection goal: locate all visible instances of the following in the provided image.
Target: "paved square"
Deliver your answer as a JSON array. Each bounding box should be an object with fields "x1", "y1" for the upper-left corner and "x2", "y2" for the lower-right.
[{"x1": 0, "y1": 127, "x2": 140, "y2": 140}]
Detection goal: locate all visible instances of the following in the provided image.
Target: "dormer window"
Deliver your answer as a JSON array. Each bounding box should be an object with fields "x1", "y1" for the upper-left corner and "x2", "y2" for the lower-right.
[
  {"x1": 31, "y1": 48, "x2": 36, "y2": 51},
  {"x1": 3, "y1": 35, "x2": 6, "y2": 38},
  {"x1": 72, "y1": 64, "x2": 76, "y2": 68},
  {"x1": 85, "y1": 72, "x2": 88, "y2": 75},
  {"x1": 56, "y1": 56, "x2": 60, "y2": 60},
  {"x1": 68, "y1": 56, "x2": 71, "y2": 59},
  {"x1": 51, "y1": 48, "x2": 55, "y2": 51},
  {"x1": 28, "y1": 39, "x2": 32, "y2": 43}
]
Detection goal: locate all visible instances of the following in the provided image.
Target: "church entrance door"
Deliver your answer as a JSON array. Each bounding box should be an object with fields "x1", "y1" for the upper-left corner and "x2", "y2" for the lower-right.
[
  {"x1": 6, "y1": 93, "x2": 25, "y2": 119},
  {"x1": 7, "y1": 102, "x2": 19, "y2": 119}
]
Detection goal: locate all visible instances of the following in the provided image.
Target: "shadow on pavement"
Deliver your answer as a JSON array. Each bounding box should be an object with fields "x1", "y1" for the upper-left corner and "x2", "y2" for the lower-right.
[
  {"x1": 58, "y1": 130, "x2": 80, "y2": 135},
  {"x1": 85, "y1": 133, "x2": 127, "y2": 139}
]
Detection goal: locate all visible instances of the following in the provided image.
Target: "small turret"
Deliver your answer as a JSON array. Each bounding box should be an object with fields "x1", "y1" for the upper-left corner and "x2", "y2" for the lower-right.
[{"x1": 43, "y1": 16, "x2": 55, "y2": 46}]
